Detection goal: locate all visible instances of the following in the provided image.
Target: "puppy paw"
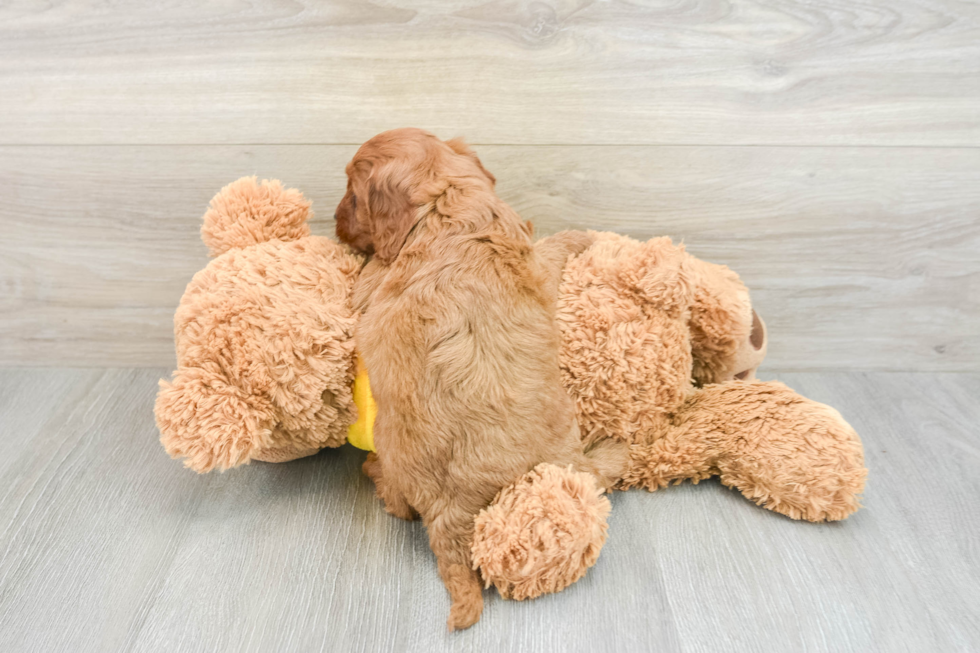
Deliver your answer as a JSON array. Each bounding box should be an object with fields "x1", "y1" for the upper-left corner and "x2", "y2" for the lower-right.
[
  {"x1": 383, "y1": 498, "x2": 419, "y2": 521},
  {"x1": 362, "y1": 452, "x2": 383, "y2": 483},
  {"x1": 363, "y1": 452, "x2": 418, "y2": 520}
]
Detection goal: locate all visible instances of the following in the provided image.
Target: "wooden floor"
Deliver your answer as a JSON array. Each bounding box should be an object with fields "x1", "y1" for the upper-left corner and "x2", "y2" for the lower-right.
[
  {"x1": 2, "y1": 1, "x2": 979, "y2": 651},
  {"x1": 0, "y1": 369, "x2": 977, "y2": 652}
]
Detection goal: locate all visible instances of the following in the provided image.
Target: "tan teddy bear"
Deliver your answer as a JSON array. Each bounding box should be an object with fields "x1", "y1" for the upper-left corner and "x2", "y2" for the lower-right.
[{"x1": 155, "y1": 178, "x2": 866, "y2": 620}]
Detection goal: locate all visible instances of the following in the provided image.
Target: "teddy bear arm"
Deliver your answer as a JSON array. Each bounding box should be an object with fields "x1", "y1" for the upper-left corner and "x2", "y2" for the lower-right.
[{"x1": 471, "y1": 463, "x2": 610, "y2": 601}]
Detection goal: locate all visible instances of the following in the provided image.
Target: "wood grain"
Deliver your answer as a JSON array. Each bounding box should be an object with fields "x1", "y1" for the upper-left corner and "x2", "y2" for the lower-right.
[
  {"x1": 0, "y1": 369, "x2": 978, "y2": 652},
  {"x1": 0, "y1": 0, "x2": 978, "y2": 146},
  {"x1": 3, "y1": 2, "x2": 978, "y2": 649},
  {"x1": 1, "y1": 144, "x2": 977, "y2": 370}
]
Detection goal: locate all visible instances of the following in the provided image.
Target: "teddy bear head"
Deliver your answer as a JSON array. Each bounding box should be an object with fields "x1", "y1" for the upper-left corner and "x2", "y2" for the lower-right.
[
  {"x1": 155, "y1": 177, "x2": 363, "y2": 472},
  {"x1": 551, "y1": 231, "x2": 767, "y2": 448}
]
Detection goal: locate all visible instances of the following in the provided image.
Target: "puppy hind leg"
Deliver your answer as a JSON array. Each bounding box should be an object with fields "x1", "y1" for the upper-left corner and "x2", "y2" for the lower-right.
[
  {"x1": 582, "y1": 437, "x2": 630, "y2": 490},
  {"x1": 362, "y1": 452, "x2": 418, "y2": 521},
  {"x1": 427, "y1": 509, "x2": 485, "y2": 631}
]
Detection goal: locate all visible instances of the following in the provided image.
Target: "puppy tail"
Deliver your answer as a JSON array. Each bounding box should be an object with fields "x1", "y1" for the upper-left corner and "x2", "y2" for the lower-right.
[
  {"x1": 155, "y1": 365, "x2": 276, "y2": 473},
  {"x1": 201, "y1": 176, "x2": 312, "y2": 256},
  {"x1": 471, "y1": 463, "x2": 610, "y2": 600}
]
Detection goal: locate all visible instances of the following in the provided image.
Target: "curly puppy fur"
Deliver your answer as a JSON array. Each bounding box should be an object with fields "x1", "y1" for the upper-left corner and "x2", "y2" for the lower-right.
[
  {"x1": 156, "y1": 177, "x2": 363, "y2": 472},
  {"x1": 335, "y1": 129, "x2": 626, "y2": 630}
]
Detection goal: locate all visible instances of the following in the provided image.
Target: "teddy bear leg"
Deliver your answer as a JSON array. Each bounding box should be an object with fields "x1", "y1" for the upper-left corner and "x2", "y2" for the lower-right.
[
  {"x1": 714, "y1": 404, "x2": 867, "y2": 522},
  {"x1": 687, "y1": 382, "x2": 866, "y2": 521},
  {"x1": 623, "y1": 381, "x2": 866, "y2": 521},
  {"x1": 362, "y1": 452, "x2": 419, "y2": 521},
  {"x1": 621, "y1": 433, "x2": 722, "y2": 492}
]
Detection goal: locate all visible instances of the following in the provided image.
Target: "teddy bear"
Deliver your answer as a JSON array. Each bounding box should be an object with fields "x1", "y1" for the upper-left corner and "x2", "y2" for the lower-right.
[{"x1": 155, "y1": 177, "x2": 867, "y2": 611}]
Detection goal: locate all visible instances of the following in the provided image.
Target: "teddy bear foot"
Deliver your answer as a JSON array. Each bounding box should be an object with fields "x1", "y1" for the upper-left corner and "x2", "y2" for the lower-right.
[
  {"x1": 721, "y1": 430, "x2": 867, "y2": 523},
  {"x1": 471, "y1": 463, "x2": 610, "y2": 600},
  {"x1": 710, "y1": 382, "x2": 868, "y2": 522},
  {"x1": 733, "y1": 479, "x2": 865, "y2": 522}
]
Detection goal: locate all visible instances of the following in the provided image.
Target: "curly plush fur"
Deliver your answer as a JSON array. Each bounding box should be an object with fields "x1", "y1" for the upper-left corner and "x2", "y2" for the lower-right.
[
  {"x1": 156, "y1": 178, "x2": 363, "y2": 472},
  {"x1": 545, "y1": 230, "x2": 864, "y2": 522},
  {"x1": 472, "y1": 463, "x2": 610, "y2": 600},
  {"x1": 555, "y1": 232, "x2": 697, "y2": 449},
  {"x1": 200, "y1": 177, "x2": 312, "y2": 257},
  {"x1": 620, "y1": 381, "x2": 866, "y2": 521}
]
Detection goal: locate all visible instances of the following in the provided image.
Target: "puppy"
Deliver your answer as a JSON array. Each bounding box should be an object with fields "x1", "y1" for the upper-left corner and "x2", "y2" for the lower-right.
[{"x1": 335, "y1": 129, "x2": 621, "y2": 630}]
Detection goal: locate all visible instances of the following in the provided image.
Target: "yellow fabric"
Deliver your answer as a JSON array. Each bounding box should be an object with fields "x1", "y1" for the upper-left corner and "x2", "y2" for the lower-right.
[{"x1": 347, "y1": 355, "x2": 376, "y2": 452}]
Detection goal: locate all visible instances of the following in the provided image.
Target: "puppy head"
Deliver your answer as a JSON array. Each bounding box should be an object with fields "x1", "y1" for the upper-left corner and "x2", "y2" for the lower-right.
[
  {"x1": 335, "y1": 128, "x2": 495, "y2": 264},
  {"x1": 444, "y1": 137, "x2": 496, "y2": 188}
]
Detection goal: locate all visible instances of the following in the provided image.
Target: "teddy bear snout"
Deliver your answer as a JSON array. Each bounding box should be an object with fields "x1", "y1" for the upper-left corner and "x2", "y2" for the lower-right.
[
  {"x1": 749, "y1": 309, "x2": 765, "y2": 350},
  {"x1": 734, "y1": 310, "x2": 767, "y2": 381}
]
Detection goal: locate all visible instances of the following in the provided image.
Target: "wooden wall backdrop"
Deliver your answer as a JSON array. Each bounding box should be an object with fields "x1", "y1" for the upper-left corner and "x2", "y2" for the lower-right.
[{"x1": 0, "y1": 0, "x2": 978, "y2": 369}]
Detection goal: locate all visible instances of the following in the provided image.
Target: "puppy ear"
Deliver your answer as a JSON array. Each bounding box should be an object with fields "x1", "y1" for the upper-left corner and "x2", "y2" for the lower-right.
[
  {"x1": 446, "y1": 137, "x2": 496, "y2": 187},
  {"x1": 365, "y1": 168, "x2": 417, "y2": 265}
]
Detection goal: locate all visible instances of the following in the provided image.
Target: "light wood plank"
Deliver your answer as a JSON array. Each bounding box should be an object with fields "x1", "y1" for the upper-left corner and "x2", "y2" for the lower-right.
[
  {"x1": 650, "y1": 370, "x2": 980, "y2": 652},
  {"x1": 1, "y1": 0, "x2": 978, "y2": 146},
  {"x1": 1, "y1": 144, "x2": 977, "y2": 370},
  {"x1": 0, "y1": 368, "x2": 104, "y2": 476},
  {"x1": 0, "y1": 369, "x2": 978, "y2": 651}
]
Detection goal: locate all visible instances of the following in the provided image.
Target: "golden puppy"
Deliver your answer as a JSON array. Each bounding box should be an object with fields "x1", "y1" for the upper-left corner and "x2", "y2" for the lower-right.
[{"x1": 335, "y1": 129, "x2": 621, "y2": 630}]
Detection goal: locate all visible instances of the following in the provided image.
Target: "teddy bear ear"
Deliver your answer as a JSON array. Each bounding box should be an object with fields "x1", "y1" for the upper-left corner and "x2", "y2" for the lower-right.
[
  {"x1": 200, "y1": 176, "x2": 312, "y2": 257},
  {"x1": 155, "y1": 365, "x2": 276, "y2": 472}
]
